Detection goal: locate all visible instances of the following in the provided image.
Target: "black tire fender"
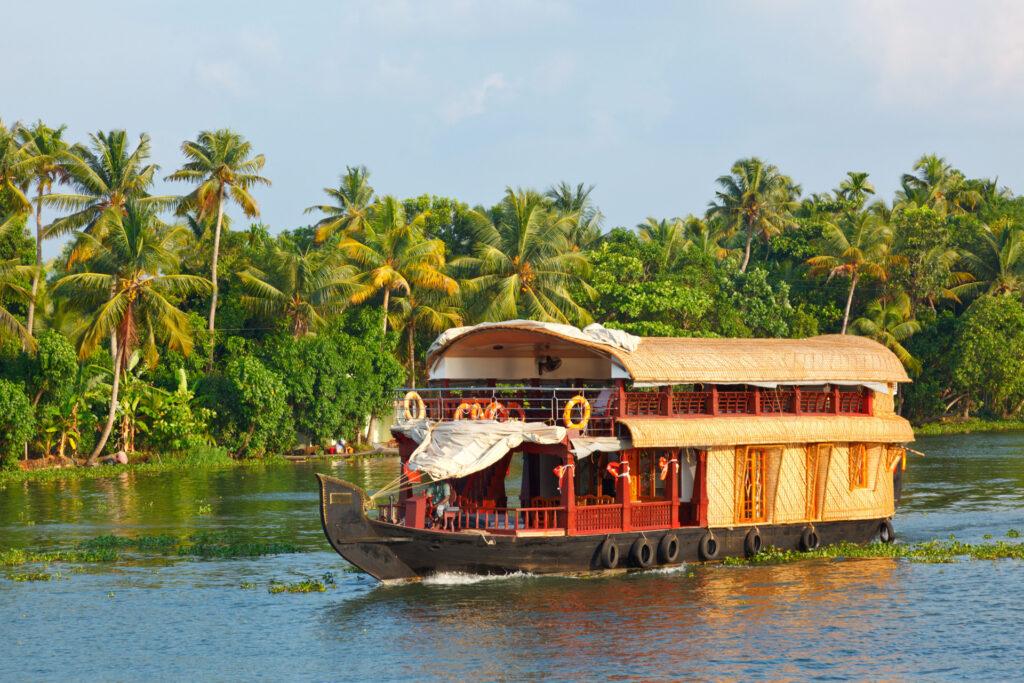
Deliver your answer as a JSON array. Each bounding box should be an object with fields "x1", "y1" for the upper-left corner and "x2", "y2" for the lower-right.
[
  {"x1": 880, "y1": 519, "x2": 896, "y2": 544},
  {"x1": 599, "y1": 538, "x2": 619, "y2": 569},
  {"x1": 698, "y1": 532, "x2": 719, "y2": 561},
  {"x1": 658, "y1": 533, "x2": 681, "y2": 564},
  {"x1": 630, "y1": 537, "x2": 655, "y2": 568},
  {"x1": 799, "y1": 526, "x2": 820, "y2": 551},
  {"x1": 744, "y1": 528, "x2": 763, "y2": 558}
]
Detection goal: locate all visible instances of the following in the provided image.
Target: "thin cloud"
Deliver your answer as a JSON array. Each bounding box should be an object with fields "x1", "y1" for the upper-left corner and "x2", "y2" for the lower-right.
[{"x1": 440, "y1": 73, "x2": 509, "y2": 124}]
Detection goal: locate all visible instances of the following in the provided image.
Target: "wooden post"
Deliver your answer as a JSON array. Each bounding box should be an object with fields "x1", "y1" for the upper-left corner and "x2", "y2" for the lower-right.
[
  {"x1": 667, "y1": 449, "x2": 681, "y2": 527},
  {"x1": 793, "y1": 386, "x2": 802, "y2": 415},
  {"x1": 617, "y1": 455, "x2": 632, "y2": 531},
  {"x1": 663, "y1": 385, "x2": 674, "y2": 417},
  {"x1": 753, "y1": 386, "x2": 761, "y2": 415},
  {"x1": 615, "y1": 379, "x2": 626, "y2": 418},
  {"x1": 560, "y1": 453, "x2": 577, "y2": 535},
  {"x1": 709, "y1": 385, "x2": 719, "y2": 416},
  {"x1": 864, "y1": 387, "x2": 874, "y2": 415},
  {"x1": 832, "y1": 384, "x2": 841, "y2": 415},
  {"x1": 696, "y1": 450, "x2": 709, "y2": 527}
]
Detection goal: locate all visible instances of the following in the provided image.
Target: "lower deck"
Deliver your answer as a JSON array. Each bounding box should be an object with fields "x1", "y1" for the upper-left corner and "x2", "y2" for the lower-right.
[{"x1": 382, "y1": 437, "x2": 906, "y2": 539}]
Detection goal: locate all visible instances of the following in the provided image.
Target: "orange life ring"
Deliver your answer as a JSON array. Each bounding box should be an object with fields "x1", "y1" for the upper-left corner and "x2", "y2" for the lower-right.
[
  {"x1": 454, "y1": 402, "x2": 484, "y2": 420},
  {"x1": 563, "y1": 395, "x2": 591, "y2": 429},
  {"x1": 483, "y1": 401, "x2": 507, "y2": 420},
  {"x1": 607, "y1": 460, "x2": 630, "y2": 481},
  {"x1": 403, "y1": 391, "x2": 426, "y2": 420},
  {"x1": 504, "y1": 402, "x2": 526, "y2": 421}
]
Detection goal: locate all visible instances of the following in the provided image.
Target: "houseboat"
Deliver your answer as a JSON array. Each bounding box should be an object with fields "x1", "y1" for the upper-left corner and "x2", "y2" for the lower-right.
[{"x1": 318, "y1": 320, "x2": 914, "y2": 581}]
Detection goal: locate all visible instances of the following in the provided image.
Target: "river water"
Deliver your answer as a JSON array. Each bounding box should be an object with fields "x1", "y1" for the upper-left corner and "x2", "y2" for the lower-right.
[{"x1": 2, "y1": 433, "x2": 1023, "y2": 681}]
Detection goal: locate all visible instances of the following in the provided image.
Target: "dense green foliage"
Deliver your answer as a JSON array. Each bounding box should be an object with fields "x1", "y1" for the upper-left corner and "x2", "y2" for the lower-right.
[{"x1": 2, "y1": 116, "x2": 1024, "y2": 469}]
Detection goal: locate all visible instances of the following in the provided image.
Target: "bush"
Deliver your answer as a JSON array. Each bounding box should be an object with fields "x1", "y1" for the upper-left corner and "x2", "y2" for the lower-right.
[
  {"x1": 951, "y1": 296, "x2": 1024, "y2": 418},
  {"x1": 0, "y1": 380, "x2": 34, "y2": 469}
]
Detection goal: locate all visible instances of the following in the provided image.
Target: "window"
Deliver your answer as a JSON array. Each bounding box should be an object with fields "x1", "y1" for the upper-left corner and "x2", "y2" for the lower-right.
[
  {"x1": 736, "y1": 447, "x2": 767, "y2": 523},
  {"x1": 629, "y1": 450, "x2": 669, "y2": 501},
  {"x1": 849, "y1": 444, "x2": 870, "y2": 490}
]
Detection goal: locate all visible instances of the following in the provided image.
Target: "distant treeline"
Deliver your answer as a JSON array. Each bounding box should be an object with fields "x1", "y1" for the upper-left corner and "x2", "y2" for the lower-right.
[{"x1": 1, "y1": 119, "x2": 1023, "y2": 468}]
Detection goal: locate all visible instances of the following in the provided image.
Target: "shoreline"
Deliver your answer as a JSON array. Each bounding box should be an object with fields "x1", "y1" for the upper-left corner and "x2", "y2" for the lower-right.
[
  {"x1": 0, "y1": 446, "x2": 398, "y2": 485},
  {"x1": 914, "y1": 419, "x2": 1024, "y2": 436}
]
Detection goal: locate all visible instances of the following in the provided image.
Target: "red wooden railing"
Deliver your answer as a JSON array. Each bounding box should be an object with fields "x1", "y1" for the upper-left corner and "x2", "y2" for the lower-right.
[
  {"x1": 456, "y1": 506, "x2": 564, "y2": 532},
  {"x1": 624, "y1": 392, "x2": 661, "y2": 416},
  {"x1": 575, "y1": 504, "x2": 624, "y2": 533},
  {"x1": 631, "y1": 501, "x2": 675, "y2": 529},
  {"x1": 800, "y1": 390, "x2": 833, "y2": 413},
  {"x1": 839, "y1": 391, "x2": 865, "y2": 414},
  {"x1": 760, "y1": 389, "x2": 794, "y2": 413},
  {"x1": 672, "y1": 391, "x2": 710, "y2": 414},
  {"x1": 397, "y1": 385, "x2": 871, "y2": 425}
]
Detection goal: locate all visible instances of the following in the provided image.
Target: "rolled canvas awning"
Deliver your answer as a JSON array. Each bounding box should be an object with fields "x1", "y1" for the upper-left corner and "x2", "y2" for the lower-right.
[
  {"x1": 618, "y1": 415, "x2": 914, "y2": 448},
  {"x1": 405, "y1": 420, "x2": 567, "y2": 480}
]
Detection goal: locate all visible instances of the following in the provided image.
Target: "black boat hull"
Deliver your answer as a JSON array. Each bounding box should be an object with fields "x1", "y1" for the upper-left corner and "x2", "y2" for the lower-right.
[{"x1": 318, "y1": 474, "x2": 894, "y2": 582}]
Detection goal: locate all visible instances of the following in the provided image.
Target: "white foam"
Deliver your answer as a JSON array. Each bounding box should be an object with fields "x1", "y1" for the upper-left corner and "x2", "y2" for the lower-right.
[
  {"x1": 421, "y1": 571, "x2": 535, "y2": 586},
  {"x1": 643, "y1": 563, "x2": 690, "y2": 575}
]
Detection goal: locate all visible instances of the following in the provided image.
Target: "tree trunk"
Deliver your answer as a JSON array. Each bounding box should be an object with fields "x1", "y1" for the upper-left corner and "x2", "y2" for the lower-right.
[
  {"x1": 207, "y1": 185, "x2": 225, "y2": 371},
  {"x1": 367, "y1": 287, "x2": 392, "y2": 444},
  {"x1": 407, "y1": 321, "x2": 416, "y2": 387},
  {"x1": 89, "y1": 342, "x2": 124, "y2": 465},
  {"x1": 841, "y1": 272, "x2": 859, "y2": 334},
  {"x1": 739, "y1": 220, "x2": 754, "y2": 273},
  {"x1": 26, "y1": 186, "x2": 43, "y2": 343}
]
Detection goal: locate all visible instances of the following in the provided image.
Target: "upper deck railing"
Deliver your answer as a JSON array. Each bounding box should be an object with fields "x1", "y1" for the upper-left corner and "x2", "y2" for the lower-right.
[{"x1": 393, "y1": 384, "x2": 871, "y2": 435}]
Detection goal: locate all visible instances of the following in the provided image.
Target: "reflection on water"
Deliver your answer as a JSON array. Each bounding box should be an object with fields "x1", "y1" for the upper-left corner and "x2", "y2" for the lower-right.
[{"x1": 2, "y1": 432, "x2": 1024, "y2": 680}]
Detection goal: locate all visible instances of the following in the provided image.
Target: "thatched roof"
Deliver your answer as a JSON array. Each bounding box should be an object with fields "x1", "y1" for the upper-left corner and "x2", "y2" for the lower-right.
[
  {"x1": 619, "y1": 415, "x2": 914, "y2": 448},
  {"x1": 427, "y1": 321, "x2": 911, "y2": 385}
]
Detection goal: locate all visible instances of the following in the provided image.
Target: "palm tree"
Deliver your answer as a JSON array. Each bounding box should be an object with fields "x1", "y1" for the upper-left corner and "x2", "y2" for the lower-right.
[
  {"x1": 897, "y1": 154, "x2": 981, "y2": 215},
  {"x1": 45, "y1": 130, "x2": 173, "y2": 241},
  {"x1": 166, "y1": 129, "x2": 270, "y2": 356},
  {"x1": 236, "y1": 243, "x2": 355, "y2": 338},
  {"x1": 851, "y1": 294, "x2": 922, "y2": 375},
  {"x1": 454, "y1": 188, "x2": 592, "y2": 324},
  {"x1": 0, "y1": 120, "x2": 32, "y2": 213},
  {"x1": 806, "y1": 211, "x2": 892, "y2": 333},
  {"x1": 545, "y1": 181, "x2": 603, "y2": 252},
  {"x1": 388, "y1": 292, "x2": 462, "y2": 385},
  {"x1": 306, "y1": 165, "x2": 375, "y2": 243},
  {"x1": 341, "y1": 195, "x2": 457, "y2": 333},
  {"x1": 684, "y1": 215, "x2": 734, "y2": 262},
  {"x1": 709, "y1": 158, "x2": 800, "y2": 272},
  {"x1": 836, "y1": 171, "x2": 875, "y2": 208},
  {"x1": 955, "y1": 219, "x2": 1024, "y2": 298},
  {"x1": 52, "y1": 202, "x2": 210, "y2": 464},
  {"x1": 16, "y1": 121, "x2": 71, "y2": 334},
  {"x1": 638, "y1": 217, "x2": 689, "y2": 270},
  {"x1": 0, "y1": 213, "x2": 34, "y2": 347}
]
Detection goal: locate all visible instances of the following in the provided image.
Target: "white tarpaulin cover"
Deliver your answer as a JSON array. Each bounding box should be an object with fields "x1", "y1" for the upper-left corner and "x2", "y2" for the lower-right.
[
  {"x1": 406, "y1": 420, "x2": 567, "y2": 480},
  {"x1": 426, "y1": 319, "x2": 640, "y2": 357},
  {"x1": 570, "y1": 436, "x2": 631, "y2": 459}
]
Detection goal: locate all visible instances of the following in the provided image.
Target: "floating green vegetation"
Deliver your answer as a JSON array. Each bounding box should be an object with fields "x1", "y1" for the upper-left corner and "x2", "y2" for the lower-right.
[
  {"x1": 5, "y1": 573, "x2": 52, "y2": 581},
  {"x1": 0, "y1": 454, "x2": 291, "y2": 486},
  {"x1": 723, "y1": 539, "x2": 1024, "y2": 567},
  {"x1": 1007, "y1": 529, "x2": 1021, "y2": 539},
  {"x1": 268, "y1": 573, "x2": 335, "y2": 594},
  {"x1": 2, "y1": 531, "x2": 301, "y2": 572},
  {"x1": 239, "y1": 581, "x2": 257, "y2": 590},
  {"x1": 0, "y1": 547, "x2": 118, "y2": 567}
]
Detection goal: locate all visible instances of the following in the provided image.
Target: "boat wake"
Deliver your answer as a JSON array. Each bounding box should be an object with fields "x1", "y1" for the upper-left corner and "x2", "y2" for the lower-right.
[
  {"x1": 421, "y1": 571, "x2": 536, "y2": 586},
  {"x1": 642, "y1": 563, "x2": 690, "y2": 575}
]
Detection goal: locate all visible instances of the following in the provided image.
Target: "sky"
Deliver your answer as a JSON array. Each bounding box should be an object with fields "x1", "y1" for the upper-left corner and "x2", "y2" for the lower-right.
[{"x1": 4, "y1": 1, "x2": 1024, "y2": 257}]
